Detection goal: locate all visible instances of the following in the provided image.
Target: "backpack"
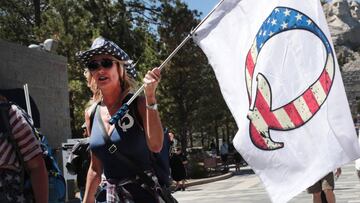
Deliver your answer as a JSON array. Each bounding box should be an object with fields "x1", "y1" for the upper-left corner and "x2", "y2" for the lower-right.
[
  {"x1": 65, "y1": 138, "x2": 91, "y2": 190},
  {"x1": 88, "y1": 96, "x2": 172, "y2": 187},
  {"x1": 65, "y1": 138, "x2": 90, "y2": 176},
  {"x1": 0, "y1": 102, "x2": 66, "y2": 203}
]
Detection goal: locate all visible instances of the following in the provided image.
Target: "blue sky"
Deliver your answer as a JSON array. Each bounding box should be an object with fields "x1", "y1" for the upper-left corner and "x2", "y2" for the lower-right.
[{"x1": 181, "y1": 0, "x2": 220, "y2": 17}]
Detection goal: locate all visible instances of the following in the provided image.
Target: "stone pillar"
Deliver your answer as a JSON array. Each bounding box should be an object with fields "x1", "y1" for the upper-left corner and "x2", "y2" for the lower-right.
[{"x1": 0, "y1": 39, "x2": 71, "y2": 149}]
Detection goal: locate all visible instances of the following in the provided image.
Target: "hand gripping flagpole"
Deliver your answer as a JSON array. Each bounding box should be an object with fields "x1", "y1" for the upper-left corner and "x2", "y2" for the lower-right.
[{"x1": 109, "y1": 0, "x2": 225, "y2": 125}]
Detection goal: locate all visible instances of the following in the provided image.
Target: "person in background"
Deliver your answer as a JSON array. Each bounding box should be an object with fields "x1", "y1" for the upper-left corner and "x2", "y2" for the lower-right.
[
  {"x1": 220, "y1": 140, "x2": 229, "y2": 171},
  {"x1": 78, "y1": 36, "x2": 163, "y2": 203},
  {"x1": 76, "y1": 123, "x2": 90, "y2": 202},
  {"x1": 168, "y1": 129, "x2": 178, "y2": 154},
  {"x1": 0, "y1": 94, "x2": 48, "y2": 203},
  {"x1": 210, "y1": 140, "x2": 216, "y2": 156},
  {"x1": 170, "y1": 147, "x2": 188, "y2": 191},
  {"x1": 307, "y1": 168, "x2": 341, "y2": 203},
  {"x1": 355, "y1": 113, "x2": 360, "y2": 136}
]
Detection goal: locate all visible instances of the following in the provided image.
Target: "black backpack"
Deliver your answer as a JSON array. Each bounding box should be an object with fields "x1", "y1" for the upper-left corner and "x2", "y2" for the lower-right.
[{"x1": 0, "y1": 102, "x2": 66, "y2": 203}]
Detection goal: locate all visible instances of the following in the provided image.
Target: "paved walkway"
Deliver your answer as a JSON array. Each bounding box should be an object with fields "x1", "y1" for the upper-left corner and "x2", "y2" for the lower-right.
[{"x1": 173, "y1": 162, "x2": 360, "y2": 202}]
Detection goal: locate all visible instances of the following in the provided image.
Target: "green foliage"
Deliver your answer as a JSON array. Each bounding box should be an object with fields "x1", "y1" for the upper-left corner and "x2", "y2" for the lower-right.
[
  {"x1": 186, "y1": 157, "x2": 207, "y2": 179},
  {"x1": 0, "y1": 0, "x2": 236, "y2": 146}
]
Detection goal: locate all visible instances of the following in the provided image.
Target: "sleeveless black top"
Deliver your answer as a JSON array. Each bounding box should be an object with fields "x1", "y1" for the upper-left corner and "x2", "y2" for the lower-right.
[{"x1": 89, "y1": 95, "x2": 152, "y2": 180}]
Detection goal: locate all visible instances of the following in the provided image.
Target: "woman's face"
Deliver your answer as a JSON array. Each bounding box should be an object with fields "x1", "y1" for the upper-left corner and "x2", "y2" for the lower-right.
[{"x1": 89, "y1": 55, "x2": 122, "y2": 90}]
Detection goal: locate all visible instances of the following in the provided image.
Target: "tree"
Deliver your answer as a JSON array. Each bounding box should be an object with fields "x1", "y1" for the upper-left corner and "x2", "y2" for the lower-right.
[
  {"x1": 0, "y1": 0, "x2": 163, "y2": 136},
  {"x1": 0, "y1": 0, "x2": 237, "y2": 149}
]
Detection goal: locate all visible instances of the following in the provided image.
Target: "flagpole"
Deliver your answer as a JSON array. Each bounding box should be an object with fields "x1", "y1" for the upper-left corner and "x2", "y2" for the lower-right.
[
  {"x1": 109, "y1": 0, "x2": 225, "y2": 124},
  {"x1": 23, "y1": 84, "x2": 32, "y2": 118}
]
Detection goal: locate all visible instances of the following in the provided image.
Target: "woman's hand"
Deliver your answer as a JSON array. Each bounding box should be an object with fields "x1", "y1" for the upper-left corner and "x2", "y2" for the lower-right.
[{"x1": 143, "y1": 67, "x2": 161, "y2": 100}]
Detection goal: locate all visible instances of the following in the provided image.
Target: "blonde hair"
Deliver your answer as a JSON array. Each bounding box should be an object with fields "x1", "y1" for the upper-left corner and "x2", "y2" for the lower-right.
[{"x1": 84, "y1": 60, "x2": 137, "y2": 102}]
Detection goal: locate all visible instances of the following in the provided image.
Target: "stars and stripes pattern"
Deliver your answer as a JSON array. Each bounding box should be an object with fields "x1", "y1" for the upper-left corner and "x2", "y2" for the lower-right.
[
  {"x1": 245, "y1": 7, "x2": 335, "y2": 150},
  {"x1": 76, "y1": 37, "x2": 137, "y2": 79},
  {"x1": 0, "y1": 104, "x2": 42, "y2": 168},
  {"x1": 0, "y1": 169, "x2": 26, "y2": 203}
]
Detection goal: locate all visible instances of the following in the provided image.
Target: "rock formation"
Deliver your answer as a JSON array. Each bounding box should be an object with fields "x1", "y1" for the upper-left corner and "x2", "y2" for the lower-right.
[{"x1": 323, "y1": 0, "x2": 360, "y2": 114}]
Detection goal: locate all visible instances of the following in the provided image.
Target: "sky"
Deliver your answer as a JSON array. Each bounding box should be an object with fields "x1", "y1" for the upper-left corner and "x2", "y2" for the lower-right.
[{"x1": 181, "y1": 0, "x2": 221, "y2": 17}]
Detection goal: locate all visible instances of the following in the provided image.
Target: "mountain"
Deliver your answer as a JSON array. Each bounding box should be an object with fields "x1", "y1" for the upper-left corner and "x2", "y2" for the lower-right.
[{"x1": 323, "y1": 0, "x2": 360, "y2": 115}]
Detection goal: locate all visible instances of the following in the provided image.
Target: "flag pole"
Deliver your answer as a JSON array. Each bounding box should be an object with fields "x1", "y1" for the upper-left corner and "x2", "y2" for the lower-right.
[
  {"x1": 23, "y1": 84, "x2": 32, "y2": 118},
  {"x1": 109, "y1": 0, "x2": 225, "y2": 124}
]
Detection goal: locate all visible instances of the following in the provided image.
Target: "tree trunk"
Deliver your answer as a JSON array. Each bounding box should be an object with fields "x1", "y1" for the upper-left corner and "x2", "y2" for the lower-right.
[
  {"x1": 189, "y1": 128, "x2": 193, "y2": 148},
  {"x1": 214, "y1": 120, "x2": 219, "y2": 155},
  {"x1": 33, "y1": 0, "x2": 41, "y2": 27},
  {"x1": 226, "y1": 122, "x2": 230, "y2": 145},
  {"x1": 180, "y1": 126, "x2": 187, "y2": 154},
  {"x1": 200, "y1": 127, "x2": 204, "y2": 148}
]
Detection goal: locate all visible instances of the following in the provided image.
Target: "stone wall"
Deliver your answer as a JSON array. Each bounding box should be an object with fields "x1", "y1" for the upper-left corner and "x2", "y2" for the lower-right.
[
  {"x1": 0, "y1": 39, "x2": 71, "y2": 148},
  {"x1": 343, "y1": 70, "x2": 360, "y2": 114}
]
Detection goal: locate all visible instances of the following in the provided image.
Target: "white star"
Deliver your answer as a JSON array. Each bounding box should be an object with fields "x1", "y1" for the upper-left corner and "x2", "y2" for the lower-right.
[
  {"x1": 281, "y1": 22, "x2": 288, "y2": 29},
  {"x1": 284, "y1": 9, "x2": 291, "y2": 16},
  {"x1": 267, "y1": 18, "x2": 271, "y2": 24},
  {"x1": 306, "y1": 19, "x2": 312, "y2": 25},
  {"x1": 258, "y1": 30, "x2": 263, "y2": 36},
  {"x1": 269, "y1": 31, "x2": 274, "y2": 36},
  {"x1": 271, "y1": 19, "x2": 277, "y2": 26},
  {"x1": 275, "y1": 8, "x2": 280, "y2": 13},
  {"x1": 262, "y1": 30, "x2": 267, "y2": 36},
  {"x1": 295, "y1": 13, "x2": 303, "y2": 21},
  {"x1": 16, "y1": 195, "x2": 25, "y2": 203}
]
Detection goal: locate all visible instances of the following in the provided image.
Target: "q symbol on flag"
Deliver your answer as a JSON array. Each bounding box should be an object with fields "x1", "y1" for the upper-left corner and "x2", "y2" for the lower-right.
[{"x1": 245, "y1": 7, "x2": 335, "y2": 151}]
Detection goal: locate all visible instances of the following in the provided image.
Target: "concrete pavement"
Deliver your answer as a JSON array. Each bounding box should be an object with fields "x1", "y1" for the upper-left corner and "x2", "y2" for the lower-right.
[{"x1": 173, "y1": 162, "x2": 360, "y2": 203}]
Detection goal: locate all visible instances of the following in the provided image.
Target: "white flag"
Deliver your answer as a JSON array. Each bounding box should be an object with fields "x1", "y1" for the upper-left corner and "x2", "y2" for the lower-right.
[{"x1": 193, "y1": 0, "x2": 360, "y2": 202}]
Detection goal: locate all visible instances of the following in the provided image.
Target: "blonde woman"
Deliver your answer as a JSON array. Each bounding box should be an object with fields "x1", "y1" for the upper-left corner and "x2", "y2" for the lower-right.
[{"x1": 77, "y1": 37, "x2": 163, "y2": 203}]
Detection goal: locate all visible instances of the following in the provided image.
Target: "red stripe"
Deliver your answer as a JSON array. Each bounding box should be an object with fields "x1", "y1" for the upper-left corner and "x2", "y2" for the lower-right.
[
  {"x1": 283, "y1": 102, "x2": 304, "y2": 126},
  {"x1": 318, "y1": 69, "x2": 332, "y2": 94},
  {"x1": 11, "y1": 116, "x2": 21, "y2": 125},
  {"x1": 302, "y1": 89, "x2": 319, "y2": 114},
  {"x1": 0, "y1": 142, "x2": 10, "y2": 157},
  {"x1": 23, "y1": 145, "x2": 40, "y2": 160},
  {"x1": 3, "y1": 145, "x2": 13, "y2": 164},
  {"x1": 18, "y1": 137, "x2": 35, "y2": 151},
  {"x1": 0, "y1": 140, "x2": 8, "y2": 155},
  {"x1": 15, "y1": 129, "x2": 31, "y2": 142},
  {"x1": 255, "y1": 90, "x2": 282, "y2": 129},
  {"x1": 12, "y1": 123, "x2": 27, "y2": 136},
  {"x1": 250, "y1": 123, "x2": 268, "y2": 149},
  {"x1": 246, "y1": 51, "x2": 255, "y2": 79}
]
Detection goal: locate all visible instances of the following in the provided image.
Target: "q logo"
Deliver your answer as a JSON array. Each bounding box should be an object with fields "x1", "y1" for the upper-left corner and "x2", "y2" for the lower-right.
[
  {"x1": 245, "y1": 7, "x2": 335, "y2": 150},
  {"x1": 117, "y1": 112, "x2": 134, "y2": 132}
]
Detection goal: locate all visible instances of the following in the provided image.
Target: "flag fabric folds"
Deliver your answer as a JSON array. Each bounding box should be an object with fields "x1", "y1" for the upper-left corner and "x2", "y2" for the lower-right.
[{"x1": 193, "y1": 0, "x2": 360, "y2": 202}]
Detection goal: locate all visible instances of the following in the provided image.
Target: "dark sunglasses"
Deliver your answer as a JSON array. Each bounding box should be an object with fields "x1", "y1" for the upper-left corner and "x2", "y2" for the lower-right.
[{"x1": 87, "y1": 58, "x2": 115, "y2": 71}]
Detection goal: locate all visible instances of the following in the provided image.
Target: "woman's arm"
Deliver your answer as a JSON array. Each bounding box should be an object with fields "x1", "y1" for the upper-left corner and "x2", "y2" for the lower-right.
[
  {"x1": 26, "y1": 154, "x2": 48, "y2": 203},
  {"x1": 83, "y1": 151, "x2": 103, "y2": 203},
  {"x1": 82, "y1": 107, "x2": 103, "y2": 203},
  {"x1": 139, "y1": 67, "x2": 163, "y2": 152}
]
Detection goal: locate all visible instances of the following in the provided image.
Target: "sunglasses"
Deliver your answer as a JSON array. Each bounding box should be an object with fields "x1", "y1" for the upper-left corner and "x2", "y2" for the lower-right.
[{"x1": 87, "y1": 58, "x2": 115, "y2": 71}]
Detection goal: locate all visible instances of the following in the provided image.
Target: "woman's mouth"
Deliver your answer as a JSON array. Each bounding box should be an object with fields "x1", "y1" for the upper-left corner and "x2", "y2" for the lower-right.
[{"x1": 98, "y1": 76, "x2": 108, "y2": 81}]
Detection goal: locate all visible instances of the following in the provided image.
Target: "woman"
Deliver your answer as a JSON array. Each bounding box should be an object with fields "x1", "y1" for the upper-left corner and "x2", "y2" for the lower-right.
[
  {"x1": 77, "y1": 37, "x2": 164, "y2": 203},
  {"x1": 170, "y1": 147, "x2": 188, "y2": 191},
  {"x1": 0, "y1": 94, "x2": 48, "y2": 203}
]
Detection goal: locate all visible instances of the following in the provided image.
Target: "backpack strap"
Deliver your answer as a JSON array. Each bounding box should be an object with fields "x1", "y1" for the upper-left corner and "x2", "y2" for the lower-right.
[{"x1": 0, "y1": 102, "x2": 26, "y2": 192}]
